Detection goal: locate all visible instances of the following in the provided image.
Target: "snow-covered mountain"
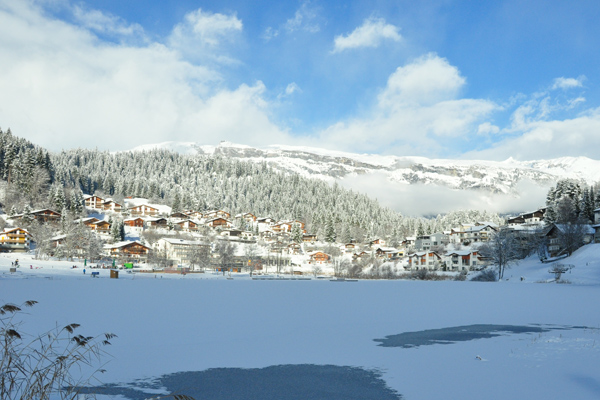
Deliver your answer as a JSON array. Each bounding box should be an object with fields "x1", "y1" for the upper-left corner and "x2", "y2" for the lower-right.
[{"x1": 133, "y1": 141, "x2": 600, "y2": 195}]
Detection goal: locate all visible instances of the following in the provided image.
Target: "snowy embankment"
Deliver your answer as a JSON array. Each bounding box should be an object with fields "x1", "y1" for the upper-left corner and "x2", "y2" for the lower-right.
[{"x1": 1, "y1": 245, "x2": 600, "y2": 399}]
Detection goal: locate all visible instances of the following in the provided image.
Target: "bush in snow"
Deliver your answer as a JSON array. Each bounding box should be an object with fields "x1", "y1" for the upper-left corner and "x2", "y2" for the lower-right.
[{"x1": 470, "y1": 269, "x2": 497, "y2": 282}]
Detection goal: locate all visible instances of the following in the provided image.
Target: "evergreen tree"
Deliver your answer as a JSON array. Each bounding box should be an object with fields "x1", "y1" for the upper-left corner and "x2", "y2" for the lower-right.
[
  {"x1": 291, "y1": 222, "x2": 303, "y2": 244},
  {"x1": 325, "y1": 217, "x2": 336, "y2": 243}
]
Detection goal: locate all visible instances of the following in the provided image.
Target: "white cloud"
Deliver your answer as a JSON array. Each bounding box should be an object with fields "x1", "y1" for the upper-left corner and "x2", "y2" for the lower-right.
[
  {"x1": 0, "y1": 1, "x2": 289, "y2": 152},
  {"x1": 332, "y1": 17, "x2": 401, "y2": 53},
  {"x1": 262, "y1": 26, "x2": 279, "y2": 41},
  {"x1": 285, "y1": 82, "x2": 301, "y2": 96},
  {"x1": 314, "y1": 54, "x2": 496, "y2": 155},
  {"x1": 466, "y1": 109, "x2": 600, "y2": 160},
  {"x1": 337, "y1": 173, "x2": 550, "y2": 216},
  {"x1": 477, "y1": 122, "x2": 500, "y2": 135},
  {"x1": 551, "y1": 76, "x2": 585, "y2": 90},
  {"x1": 378, "y1": 53, "x2": 465, "y2": 107},
  {"x1": 72, "y1": 5, "x2": 145, "y2": 40},
  {"x1": 284, "y1": 1, "x2": 320, "y2": 33},
  {"x1": 168, "y1": 8, "x2": 242, "y2": 62}
]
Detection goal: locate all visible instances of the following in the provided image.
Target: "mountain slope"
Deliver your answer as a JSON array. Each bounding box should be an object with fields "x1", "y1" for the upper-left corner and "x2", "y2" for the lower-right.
[{"x1": 135, "y1": 141, "x2": 600, "y2": 195}]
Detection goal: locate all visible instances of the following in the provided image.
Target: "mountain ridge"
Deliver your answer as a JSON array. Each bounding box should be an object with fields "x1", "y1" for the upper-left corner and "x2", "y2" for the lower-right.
[{"x1": 130, "y1": 141, "x2": 600, "y2": 197}]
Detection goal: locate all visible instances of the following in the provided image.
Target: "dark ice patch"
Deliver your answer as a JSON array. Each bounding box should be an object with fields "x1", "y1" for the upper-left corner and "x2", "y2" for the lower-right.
[
  {"x1": 374, "y1": 324, "x2": 588, "y2": 348},
  {"x1": 79, "y1": 364, "x2": 403, "y2": 400}
]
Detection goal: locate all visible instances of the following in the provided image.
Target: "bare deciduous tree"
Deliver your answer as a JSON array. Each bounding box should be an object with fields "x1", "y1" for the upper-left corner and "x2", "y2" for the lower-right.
[{"x1": 478, "y1": 229, "x2": 520, "y2": 280}]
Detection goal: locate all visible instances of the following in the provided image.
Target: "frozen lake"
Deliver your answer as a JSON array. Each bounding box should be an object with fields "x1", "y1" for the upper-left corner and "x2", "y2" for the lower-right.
[{"x1": 2, "y1": 258, "x2": 600, "y2": 399}]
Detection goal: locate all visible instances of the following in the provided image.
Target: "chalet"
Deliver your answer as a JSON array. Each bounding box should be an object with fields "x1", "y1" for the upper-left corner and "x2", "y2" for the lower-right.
[
  {"x1": 272, "y1": 220, "x2": 305, "y2": 233},
  {"x1": 47, "y1": 234, "x2": 67, "y2": 253},
  {"x1": 84, "y1": 195, "x2": 104, "y2": 209},
  {"x1": 343, "y1": 243, "x2": 356, "y2": 253},
  {"x1": 129, "y1": 204, "x2": 159, "y2": 217},
  {"x1": 506, "y1": 215, "x2": 525, "y2": 226},
  {"x1": 449, "y1": 225, "x2": 497, "y2": 245},
  {"x1": 146, "y1": 217, "x2": 168, "y2": 229},
  {"x1": 33, "y1": 209, "x2": 62, "y2": 222},
  {"x1": 74, "y1": 217, "x2": 100, "y2": 229},
  {"x1": 221, "y1": 229, "x2": 243, "y2": 238},
  {"x1": 444, "y1": 250, "x2": 482, "y2": 271},
  {"x1": 0, "y1": 228, "x2": 32, "y2": 252},
  {"x1": 407, "y1": 251, "x2": 442, "y2": 270},
  {"x1": 375, "y1": 247, "x2": 401, "y2": 259},
  {"x1": 206, "y1": 217, "x2": 232, "y2": 229},
  {"x1": 186, "y1": 211, "x2": 204, "y2": 220},
  {"x1": 173, "y1": 219, "x2": 198, "y2": 232},
  {"x1": 124, "y1": 217, "x2": 145, "y2": 228},
  {"x1": 543, "y1": 223, "x2": 595, "y2": 258},
  {"x1": 369, "y1": 238, "x2": 385, "y2": 248},
  {"x1": 308, "y1": 251, "x2": 331, "y2": 264},
  {"x1": 352, "y1": 251, "x2": 369, "y2": 261},
  {"x1": 256, "y1": 217, "x2": 276, "y2": 231},
  {"x1": 507, "y1": 208, "x2": 546, "y2": 227},
  {"x1": 92, "y1": 220, "x2": 111, "y2": 234},
  {"x1": 170, "y1": 212, "x2": 189, "y2": 219},
  {"x1": 102, "y1": 199, "x2": 123, "y2": 213},
  {"x1": 104, "y1": 241, "x2": 151, "y2": 261},
  {"x1": 204, "y1": 210, "x2": 231, "y2": 220},
  {"x1": 12, "y1": 209, "x2": 61, "y2": 223},
  {"x1": 302, "y1": 234, "x2": 317, "y2": 243},
  {"x1": 287, "y1": 243, "x2": 302, "y2": 255},
  {"x1": 236, "y1": 213, "x2": 257, "y2": 223}
]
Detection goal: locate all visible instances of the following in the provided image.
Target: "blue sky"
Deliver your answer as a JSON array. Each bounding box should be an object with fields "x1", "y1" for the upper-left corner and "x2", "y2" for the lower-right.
[{"x1": 1, "y1": 0, "x2": 600, "y2": 160}]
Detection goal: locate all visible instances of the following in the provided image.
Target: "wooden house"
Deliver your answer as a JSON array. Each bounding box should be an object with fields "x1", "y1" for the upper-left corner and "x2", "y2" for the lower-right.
[
  {"x1": 544, "y1": 223, "x2": 595, "y2": 257},
  {"x1": 102, "y1": 199, "x2": 123, "y2": 213},
  {"x1": 92, "y1": 220, "x2": 111, "y2": 234},
  {"x1": 74, "y1": 217, "x2": 100, "y2": 229},
  {"x1": 84, "y1": 195, "x2": 104, "y2": 209},
  {"x1": 308, "y1": 251, "x2": 331, "y2": 264},
  {"x1": 302, "y1": 234, "x2": 317, "y2": 243},
  {"x1": 124, "y1": 217, "x2": 145, "y2": 228},
  {"x1": 170, "y1": 212, "x2": 189, "y2": 219},
  {"x1": 204, "y1": 210, "x2": 231, "y2": 220},
  {"x1": 146, "y1": 217, "x2": 168, "y2": 229},
  {"x1": 369, "y1": 238, "x2": 385, "y2": 248},
  {"x1": 129, "y1": 204, "x2": 159, "y2": 217},
  {"x1": 206, "y1": 217, "x2": 232, "y2": 228},
  {"x1": 375, "y1": 247, "x2": 401, "y2": 259},
  {"x1": 104, "y1": 241, "x2": 151, "y2": 260},
  {"x1": 173, "y1": 219, "x2": 199, "y2": 231},
  {"x1": 186, "y1": 211, "x2": 204, "y2": 220}
]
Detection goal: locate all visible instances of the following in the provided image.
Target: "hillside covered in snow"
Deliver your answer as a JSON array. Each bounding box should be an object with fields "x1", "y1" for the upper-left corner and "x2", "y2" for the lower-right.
[{"x1": 133, "y1": 141, "x2": 600, "y2": 215}]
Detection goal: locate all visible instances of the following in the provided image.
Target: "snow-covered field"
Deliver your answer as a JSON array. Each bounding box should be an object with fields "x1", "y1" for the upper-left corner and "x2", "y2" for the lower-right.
[{"x1": 2, "y1": 245, "x2": 600, "y2": 399}]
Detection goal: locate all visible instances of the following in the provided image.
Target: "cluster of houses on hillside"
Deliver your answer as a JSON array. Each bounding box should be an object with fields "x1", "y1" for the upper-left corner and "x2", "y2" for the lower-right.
[{"x1": 2, "y1": 196, "x2": 600, "y2": 274}]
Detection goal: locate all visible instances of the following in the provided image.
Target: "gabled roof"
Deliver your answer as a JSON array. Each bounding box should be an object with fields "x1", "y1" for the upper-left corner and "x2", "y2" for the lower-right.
[
  {"x1": 2, "y1": 227, "x2": 31, "y2": 236},
  {"x1": 546, "y1": 223, "x2": 595, "y2": 235},
  {"x1": 104, "y1": 240, "x2": 151, "y2": 250}
]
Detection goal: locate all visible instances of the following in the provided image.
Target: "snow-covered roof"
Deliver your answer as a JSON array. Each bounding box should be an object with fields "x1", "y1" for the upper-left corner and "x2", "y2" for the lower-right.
[
  {"x1": 104, "y1": 240, "x2": 150, "y2": 249},
  {"x1": 160, "y1": 238, "x2": 206, "y2": 246}
]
